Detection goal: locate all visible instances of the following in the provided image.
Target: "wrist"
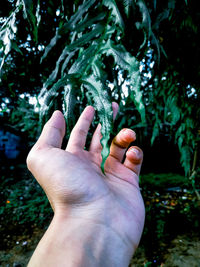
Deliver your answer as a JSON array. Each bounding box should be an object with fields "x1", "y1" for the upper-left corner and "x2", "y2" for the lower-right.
[
  {"x1": 57, "y1": 213, "x2": 135, "y2": 265},
  {"x1": 28, "y1": 213, "x2": 134, "y2": 267}
]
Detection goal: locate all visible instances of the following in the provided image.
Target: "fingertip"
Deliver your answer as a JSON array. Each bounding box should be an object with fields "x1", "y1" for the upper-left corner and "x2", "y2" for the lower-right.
[
  {"x1": 112, "y1": 102, "x2": 119, "y2": 120},
  {"x1": 120, "y1": 128, "x2": 136, "y2": 143},
  {"x1": 86, "y1": 105, "x2": 95, "y2": 111},
  {"x1": 35, "y1": 110, "x2": 66, "y2": 149},
  {"x1": 52, "y1": 110, "x2": 63, "y2": 115},
  {"x1": 51, "y1": 110, "x2": 64, "y2": 121},
  {"x1": 84, "y1": 105, "x2": 95, "y2": 119},
  {"x1": 109, "y1": 128, "x2": 136, "y2": 162},
  {"x1": 126, "y1": 146, "x2": 143, "y2": 164},
  {"x1": 50, "y1": 110, "x2": 66, "y2": 136},
  {"x1": 124, "y1": 146, "x2": 143, "y2": 176},
  {"x1": 51, "y1": 110, "x2": 64, "y2": 119},
  {"x1": 112, "y1": 101, "x2": 119, "y2": 110}
]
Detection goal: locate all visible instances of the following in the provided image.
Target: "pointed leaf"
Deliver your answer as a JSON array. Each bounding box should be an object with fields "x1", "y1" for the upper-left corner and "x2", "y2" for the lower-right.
[
  {"x1": 63, "y1": 84, "x2": 77, "y2": 135},
  {"x1": 103, "y1": 0, "x2": 124, "y2": 27},
  {"x1": 83, "y1": 75, "x2": 113, "y2": 174},
  {"x1": 100, "y1": 40, "x2": 145, "y2": 122}
]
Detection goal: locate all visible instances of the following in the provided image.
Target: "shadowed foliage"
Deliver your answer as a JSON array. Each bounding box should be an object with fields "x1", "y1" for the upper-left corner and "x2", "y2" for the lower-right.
[{"x1": 0, "y1": 0, "x2": 199, "y2": 174}]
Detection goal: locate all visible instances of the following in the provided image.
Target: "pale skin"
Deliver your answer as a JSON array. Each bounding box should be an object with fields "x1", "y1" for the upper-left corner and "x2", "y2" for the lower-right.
[{"x1": 27, "y1": 102, "x2": 145, "y2": 267}]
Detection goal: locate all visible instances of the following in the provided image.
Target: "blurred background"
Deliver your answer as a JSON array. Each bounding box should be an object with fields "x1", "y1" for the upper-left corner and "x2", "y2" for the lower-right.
[{"x1": 0, "y1": 0, "x2": 200, "y2": 266}]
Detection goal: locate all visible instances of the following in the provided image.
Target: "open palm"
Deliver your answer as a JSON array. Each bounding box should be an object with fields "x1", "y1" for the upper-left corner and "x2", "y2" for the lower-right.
[{"x1": 27, "y1": 103, "x2": 145, "y2": 254}]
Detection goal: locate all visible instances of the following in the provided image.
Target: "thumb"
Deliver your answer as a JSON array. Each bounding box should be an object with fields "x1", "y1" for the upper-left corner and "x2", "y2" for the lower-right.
[{"x1": 36, "y1": 110, "x2": 66, "y2": 149}]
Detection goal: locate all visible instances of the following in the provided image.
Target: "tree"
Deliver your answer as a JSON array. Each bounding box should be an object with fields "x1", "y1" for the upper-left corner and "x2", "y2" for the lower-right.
[{"x1": 0, "y1": 0, "x2": 199, "y2": 175}]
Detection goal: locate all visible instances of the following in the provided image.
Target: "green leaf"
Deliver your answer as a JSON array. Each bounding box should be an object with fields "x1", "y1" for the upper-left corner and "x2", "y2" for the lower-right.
[
  {"x1": 11, "y1": 41, "x2": 23, "y2": 55},
  {"x1": 135, "y1": 0, "x2": 151, "y2": 55},
  {"x1": 41, "y1": 0, "x2": 97, "y2": 61},
  {"x1": 103, "y1": 0, "x2": 124, "y2": 28},
  {"x1": 23, "y1": 0, "x2": 39, "y2": 42},
  {"x1": 69, "y1": 0, "x2": 97, "y2": 27},
  {"x1": 122, "y1": 0, "x2": 132, "y2": 16},
  {"x1": 0, "y1": 107, "x2": 8, "y2": 114},
  {"x1": 178, "y1": 135, "x2": 184, "y2": 150},
  {"x1": 43, "y1": 23, "x2": 104, "y2": 88},
  {"x1": 83, "y1": 75, "x2": 113, "y2": 174},
  {"x1": 180, "y1": 146, "x2": 191, "y2": 175},
  {"x1": 63, "y1": 84, "x2": 77, "y2": 135},
  {"x1": 151, "y1": 121, "x2": 160, "y2": 145},
  {"x1": 0, "y1": 0, "x2": 23, "y2": 72},
  {"x1": 71, "y1": 12, "x2": 106, "y2": 34},
  {"x1": 38, "y1": 0, "x2": 146, "y2": 174},
  {"x1": 137, "y1": 0, "x2": 151, "y2": 34},
  {"x1": 39, "y1": 74, "x2": 68, "y2": 123},
  {"x1": 100, "y1": 40, "x2": 145, "y2": 122},
  {"x1": 40, "y1": 28, "x2": 61, "y2": 63},
  {"x1": 153, "y1": 0, "x2": 157, "y2": 10},
  {"x1": 66, "y1": 24, "x2": 104, "y2": 52},
  {"x1": 166, "y1": 96, "x2": 180, "y2": 125}
]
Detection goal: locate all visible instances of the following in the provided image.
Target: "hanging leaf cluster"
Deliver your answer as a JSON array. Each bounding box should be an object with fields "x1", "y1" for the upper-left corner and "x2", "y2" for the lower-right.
[
  {"x1": 1, "y1": 0, "x2": 199, "y2": 176},
  {"x1": 35, "y1": 0, "x2": 147, "y2": 173},
  {"x1": 0, "y1": 0, "x2": 151, "y2": 173}
]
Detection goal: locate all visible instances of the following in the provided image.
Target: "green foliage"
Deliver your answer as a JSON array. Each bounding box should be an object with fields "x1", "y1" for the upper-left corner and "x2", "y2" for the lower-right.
[
  {"x1": 138, "y1": 68, "x2": 199, "y2": 175},
  {"x1": 0, "y1": 167, "x2": 52, "y2": 227},
  {"x1": 37, "y1": 0, "x2": 146, "y2": 172},
  {"x1": 0, "y1": 107, "x2": 8, "y2": 114},
  {"x1": 144, "y1": 262, "x2": 153, "y2": 267},
  {"x1": 9, "y1": 97, "x2": 40, "y2": 141},
  {"x1": 0, "y1": 0, "x2": 199, "y2": 175},
  {"x1": 0, "y1": 180, "x2": 51, "y2": 225},
  {"x1": 23, "y1": 0, "x2": 40, "y2": 42},
  {"x1": 0, "y1": 0, "x2": 39, "y2": 72},
  {"x1": 140, "y1": 173, "x2": 189, "y2": 189},
  {"x1": 0, "y1": 0, "x2": 22, "y2": 71},
  {"x1": 84, "y1": 76, "x2": 113, "y2": 173}
]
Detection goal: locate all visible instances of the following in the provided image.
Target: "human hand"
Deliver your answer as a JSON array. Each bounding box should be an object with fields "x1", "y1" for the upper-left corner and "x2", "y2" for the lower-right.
[{"x1": 27, "y1": 103, "x2": 145, "y2": 266}]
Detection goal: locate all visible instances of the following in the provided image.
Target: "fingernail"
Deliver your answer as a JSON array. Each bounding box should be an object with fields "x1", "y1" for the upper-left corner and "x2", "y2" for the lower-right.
[
  {"x1": 122, "y1": 129, "x2": 136, "y2": 137},
  {"x1": 130, "y1": 148, "x2": 139, "y2": 157}
]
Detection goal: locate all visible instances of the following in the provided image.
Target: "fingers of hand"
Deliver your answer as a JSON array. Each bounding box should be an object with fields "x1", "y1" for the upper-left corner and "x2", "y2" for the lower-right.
[
  {"x1": 36, "y1": 110, "x2": 65, "y2": 149},
  {"x1": 124, "y1": 146, "x2": 143, "y2": 176},
  {"x1": 66, "y1": 106, "x2": 95, "y2": 151},
  {"x1": 112, "y1": 102, "x2": 119, "y2": 120},
  {"x1": 89, "y1": 102, "x2": 119, "y2": 152},
  {"x1": 109, "y1": 128, "x2": 136, "y2": 162},
  {"x1": 27, "y1": 110, "x2": 65, "y2": 171},
  {"x1": 89, "y1": 123, "x2": 102, "y2": 152}
]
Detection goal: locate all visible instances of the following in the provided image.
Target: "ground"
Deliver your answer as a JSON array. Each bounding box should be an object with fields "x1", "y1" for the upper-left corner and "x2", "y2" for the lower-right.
[
  {"x1": 1, "y1": 165, "x2": 200, "y2": 266},
  {"x1": 131, "y1": 233, "x2": 200, "y2": 266}
]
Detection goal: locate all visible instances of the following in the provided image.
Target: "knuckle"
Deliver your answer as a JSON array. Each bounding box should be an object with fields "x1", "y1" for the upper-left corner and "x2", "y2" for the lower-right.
[
  {"x1": 113, "y1": 128, "x2": 136, "y2": 148},
  {"x1": 113, "y1": 136, "x2": 128, "y2": 149}
]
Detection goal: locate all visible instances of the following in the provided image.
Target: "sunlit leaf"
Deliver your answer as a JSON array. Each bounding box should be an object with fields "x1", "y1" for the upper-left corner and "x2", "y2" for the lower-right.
[{"x1": 0, "y1": 0, "x2": 22, "y2": 72}]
